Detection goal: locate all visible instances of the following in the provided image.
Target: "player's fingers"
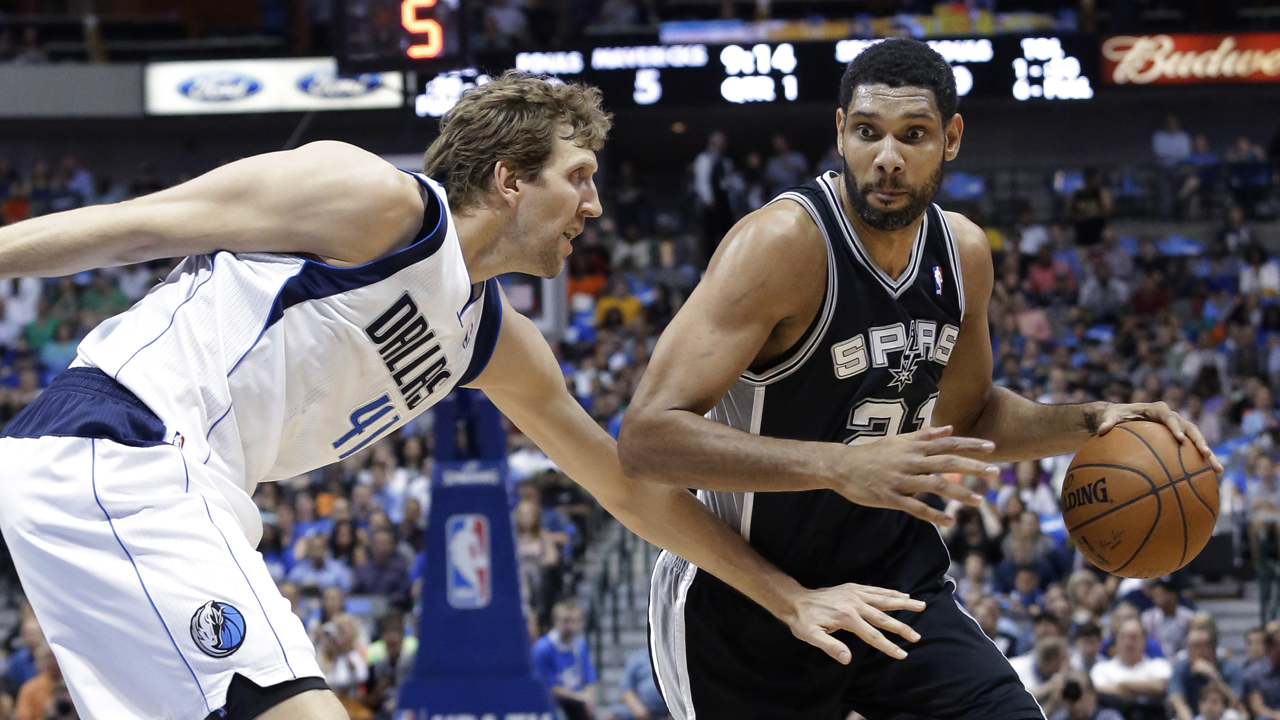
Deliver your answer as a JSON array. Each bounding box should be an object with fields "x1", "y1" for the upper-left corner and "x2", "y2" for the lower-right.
[
  {"x1": 922, "y1": 436, "x2": 996, "y2": 456},
  {"x1": 1157, "y1": 408, "x2": 1187, "y2": 442},
  {"x1": 1095, "y1": 412, "x2": 1117, "y2": 435},
  {"x1": 905, "y1": 424, "x2": 952, "y2": 440},
  {"x1": 859, "y1": 606, "x2": 922, "y2": 643},
  {"x1": 796, "y1": 626, "x2": 853, "y2": 665},
  {"x1": 902, "y1": 473, "x2": 982, "y2": 506},
  {"x1": 847, "y1": 583, "x2": 911, "y2": 600},
  {"x1": 859, "y1": 592, "x2": 927, "y2": 613},
  {"x1": 915, "y1": 452, "x2": 999, "y2": 480},
  {"x1": 896, "y1": 495, "x2": 952, "y2": 527},
  {"x1": 845, "y1": 616, "x2": 908, "y2": 660},
  {"x1": 1181, "y1": 422, "x2": 1224, "y2": 473}
]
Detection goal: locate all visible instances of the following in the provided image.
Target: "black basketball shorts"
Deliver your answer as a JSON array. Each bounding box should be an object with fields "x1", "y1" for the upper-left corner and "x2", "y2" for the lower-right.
[{"x1": 648, "y1": 551, "x2": 1045, "y2": 720}]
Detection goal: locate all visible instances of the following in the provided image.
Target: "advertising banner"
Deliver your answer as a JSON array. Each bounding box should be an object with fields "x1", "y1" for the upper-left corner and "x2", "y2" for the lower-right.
[
  {"x1": 145, "y1": 57, "x2": 404, "y2": 115},
  {"x1": 1102, "y1": 33, "x2": 1280, "y2": 85}
]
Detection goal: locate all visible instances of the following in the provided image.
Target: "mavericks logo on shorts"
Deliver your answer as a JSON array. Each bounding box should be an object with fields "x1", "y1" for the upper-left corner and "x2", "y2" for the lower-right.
[
  {"x1": 190, "y1": 601, "x2": 247, "y2": 658},
  {"x1": 446, "y1": 514, "x2": 492, "y2": 610}
]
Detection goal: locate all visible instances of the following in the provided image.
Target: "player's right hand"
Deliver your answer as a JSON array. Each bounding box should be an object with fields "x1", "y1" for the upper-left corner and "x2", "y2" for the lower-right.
[
  {"x1": 830, "y1": 425, "x2": 998, "y2": 526},
  {"x1": 785, "y1": 583, "x2": 925, "y2": 663}
]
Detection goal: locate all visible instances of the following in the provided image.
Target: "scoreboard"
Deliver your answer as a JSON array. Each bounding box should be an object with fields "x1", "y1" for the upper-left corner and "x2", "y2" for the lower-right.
[
  {"x1": 331, "y1": 2, "x2": 1098, "y2": 111},
  {"x1": 337, "y1": 0, "x2": 465, "y2": 72},
  {"x1": 408, "y1": 35, "x2": 1098, "y2": 115}
]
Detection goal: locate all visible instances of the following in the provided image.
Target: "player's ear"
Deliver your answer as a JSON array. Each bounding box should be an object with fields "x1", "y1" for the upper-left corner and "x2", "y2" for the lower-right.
[
  {"x1": 835, "y1": 108, "x2": 846, "y2": 157},
  {"x1": 944, "y1": 113, "x2": 963, "y2": 162},
  {"x1": 492, "y1": 160, "x2": 522, "y2": 208}
]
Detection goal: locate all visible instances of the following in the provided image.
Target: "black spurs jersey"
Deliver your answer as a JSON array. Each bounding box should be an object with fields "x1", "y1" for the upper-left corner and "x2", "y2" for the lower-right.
[{"x1": 701, "y1": 171, "x2": 967, "y2": 591}]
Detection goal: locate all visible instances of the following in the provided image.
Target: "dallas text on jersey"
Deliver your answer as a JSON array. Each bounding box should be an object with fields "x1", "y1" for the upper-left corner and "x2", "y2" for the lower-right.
[{"x1": 365, "y1": 292, "x2": 452, "y2": 410}]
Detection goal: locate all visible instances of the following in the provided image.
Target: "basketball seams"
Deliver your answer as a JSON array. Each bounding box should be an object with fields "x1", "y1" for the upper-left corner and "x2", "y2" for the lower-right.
[
  {"x1": 1117, "y1": 425, "x2": 1175, "y2": 485},
  {"x1": 1063, "y1": 462, "x2": 1157, "y2": 533},
  {"x1": 1182, "y1": 470, "x2": 1218, "y2": 517},
  {"x1": 1064, "y1": 465, "x2": 1211, "y2": 533},
  {"x1": 1168, "y1": 481, "x2": 1190, "y2": 568}
]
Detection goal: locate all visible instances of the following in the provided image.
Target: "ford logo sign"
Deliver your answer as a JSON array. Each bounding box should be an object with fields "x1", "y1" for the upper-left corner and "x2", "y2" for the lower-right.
[
  {"x1": 297, "y1": 72, "x2": 382, "y2": 98},
  {"x1": 178, "y1": 73, "x2": 262, "y2": 102}
]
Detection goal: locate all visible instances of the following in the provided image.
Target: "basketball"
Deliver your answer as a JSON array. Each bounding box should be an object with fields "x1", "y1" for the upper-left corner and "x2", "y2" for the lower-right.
[{"x1": 1063, "y1": 421, "x2": 1219, "y2": 578}]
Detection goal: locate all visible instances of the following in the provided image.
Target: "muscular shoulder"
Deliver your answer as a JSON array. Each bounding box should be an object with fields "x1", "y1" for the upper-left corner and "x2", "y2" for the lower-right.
[
  {"x1": 941, "y1": 210, "x2": 994, "y2": 316},
  {"x1": 284, "y1": 141, "x2": 427, "y2": 264},
  {"x1": 712, "y1": 200, "x2": 826, "y2": 286}
]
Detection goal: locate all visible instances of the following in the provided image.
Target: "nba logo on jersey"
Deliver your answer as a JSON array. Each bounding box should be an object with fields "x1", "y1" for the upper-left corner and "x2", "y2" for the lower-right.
[
  {"x1": 446, "y1": 514, "x2": 492, "y2": 609},
  {"x1": 933, "y1": 265, "x2": 944, "y2": 295}
]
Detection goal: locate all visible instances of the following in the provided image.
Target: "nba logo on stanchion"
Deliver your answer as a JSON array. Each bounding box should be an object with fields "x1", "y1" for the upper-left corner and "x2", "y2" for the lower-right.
[{"x1": 445, "y1": 514, "x2": 491, "y2": 609}]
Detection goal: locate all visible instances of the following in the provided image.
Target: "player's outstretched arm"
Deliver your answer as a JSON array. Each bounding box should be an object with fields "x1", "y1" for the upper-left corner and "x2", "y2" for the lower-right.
[
  {"x1": 931, "y1": 211, "x2": 1222, "y2": 472},
  {"x1": 618, "y1": 203, "x2": 992, "y2": 526},
  {"x1": 470, "y1": 294, "x2": 925, "y2": 662},
  {"x1": 0, "y1": 141, "x2": 424, "y2": 279}
]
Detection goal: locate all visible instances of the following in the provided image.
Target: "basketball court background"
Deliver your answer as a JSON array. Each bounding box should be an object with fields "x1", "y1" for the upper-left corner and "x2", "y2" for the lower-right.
[{"x1": 0, "y1": 2, "x2": 1279, "y2": 718}]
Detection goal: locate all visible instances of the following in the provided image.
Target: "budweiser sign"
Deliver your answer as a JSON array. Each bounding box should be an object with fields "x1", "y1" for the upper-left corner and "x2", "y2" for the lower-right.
[{"x1": 1102, "y1": 33, "x2": 1280, "y2": 85}]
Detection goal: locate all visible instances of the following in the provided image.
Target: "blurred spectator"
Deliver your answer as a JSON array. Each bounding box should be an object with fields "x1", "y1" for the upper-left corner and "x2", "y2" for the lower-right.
[
  {"x1": 12, "y1": 27, "x2": 47, "y2": 65},
  {"x1": 568, "y1": 252, "x2": 609, "y2": 300},
  {"x1": 1131, "y1": 272, "x2": 1170, "y2": 317},
  {"x1": 533, "y1": 600, "x2": 597, "y2": 720},
  {"x1": 80, "y1": 272, "x2": 130, "y2": 318},
  {"x1": 1245, "y1": 626, "x2": 1280, "y2": 720},
  {"x1": 287, "y1": 534, "x2": 353, "y2": 593},
  {"x1": 1195, "y1": 679, "x2": 1244, "y2": 720},
  {"x1": 1072, "y1": 622, "x2": 1104, "y2": 675},
  {"x1": 367, "y1": 611, "x2": 417, "y2": 717},
  {"x1": 973, "y1": 595, "x2": 1022, "y2": 657},
  {"x1": 605, "y1": 647, "x2": 669, "y2": 720},
  {"x1": 1154, "y1": 114, "x2": 1192, "y2": 220},
  {"x1": 1141, "y1": 578, "x2": 1194, "y2": 658},
  {"x1": 763, "y1": 134, "x2": 808, "y2": 198},
  {"x1": 1027, "y1": 245, "x2": 1076, "y2": 300},
  {"x1": 1068, "y1": 168, "x2": 1112, "y2": 249},
  {"x1": 1154, "y1": 114, "x2": 1193, "y2": 169},
  {"x1": 1224, "y1": 136, "x2": 1267, "y2": 165},
  {"x1": 13, "y1": 644, "x2": 57, "y2": 720},
  {"x1": 0, "y1": 29, "x2": 13, "y2": 62},
  {"x1": 1017, "y1": 204, "x2": 1052, "y2": 260},
  {"x1": 5, "y1": 617, "x2": 42, "y2": 690},
  {"x1": 693, "y1": 131, "x2": 734, "y2": 265},
  {"x1": 1091, "y1": 618, "x2": 1171, "y2": 701},
  {"x1": 515, "y1": 498, "x2": 561, "y2": 624},
  {"x1": 1240, "y1": 244, "x2": 1280, "y2": 297},
  {"x1": 353, "y1": 528, "x2": 412, "y2": 610},
  {"x1": 596, "y1": 277, "x2": 642, "y2": 328},
  {"x1": 39, "y1": 323, "x2": 79, "y2": 375},
  {"x1": 1217, "y1": 206, "x2": 1254, "y2": 257},
  {"x1": 1247, "y1": 627, "x2": 1269, "y2": 675},
  {"x1": 1169, "y1": 625, "x2": 1245, "y2": 720},
  {"x1": 318, "y1": 613, "x2": 370, "y2": 719},
  {"x1": 1048, "y1": 670, "x2": 1124, "y2": 720},
  {"x1": 1011, "y1": 635, "x2": 1071, "y2": 716},
  {"x1": 1079, "y1": 257, "x2": 1130, "y2": 322}
]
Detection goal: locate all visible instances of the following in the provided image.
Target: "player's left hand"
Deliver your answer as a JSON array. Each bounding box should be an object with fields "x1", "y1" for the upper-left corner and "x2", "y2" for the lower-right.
[
  {"x1": 784, "y1": 583, "x2": 925, "y2": 665},
  {"x1": 1094, "y1": 401, "x2": 1225, "y2": 474}
]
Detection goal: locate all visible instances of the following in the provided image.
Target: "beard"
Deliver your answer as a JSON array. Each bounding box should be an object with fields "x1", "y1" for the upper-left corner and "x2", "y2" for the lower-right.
[{"x1": 842, "y1": 156, "x2": 944, "y2": 232}]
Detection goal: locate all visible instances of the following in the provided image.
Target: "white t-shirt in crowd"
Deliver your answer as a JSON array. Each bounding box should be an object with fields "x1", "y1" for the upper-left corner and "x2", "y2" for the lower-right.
[{"x1": 1090, "y1": 655, "x2": 1172, "y2": 699}]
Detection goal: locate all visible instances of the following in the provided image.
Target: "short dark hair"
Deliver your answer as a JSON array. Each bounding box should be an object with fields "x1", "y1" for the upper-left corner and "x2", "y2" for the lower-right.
[{"x1": 839, "y1": 38, "x2": 957, "y2": 120}]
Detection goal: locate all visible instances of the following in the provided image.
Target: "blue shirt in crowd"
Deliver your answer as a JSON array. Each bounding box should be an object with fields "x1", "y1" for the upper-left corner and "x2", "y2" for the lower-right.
[
  {"x1": 532, "y1": 630, "x2": 597, "y2": 693},
  {"x1": 620, "y1": 647, "x2": 668, "y2": 714}
]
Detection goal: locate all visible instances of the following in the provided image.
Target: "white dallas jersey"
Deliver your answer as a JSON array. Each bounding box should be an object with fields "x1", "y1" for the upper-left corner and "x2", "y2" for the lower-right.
[{"x1": 73, "y1": 172, "x2": 501, "y2": 537}]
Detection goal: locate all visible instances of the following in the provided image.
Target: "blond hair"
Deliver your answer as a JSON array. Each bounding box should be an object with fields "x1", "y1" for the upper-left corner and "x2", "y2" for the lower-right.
[{"x1": 424, "y1": 70, "x2": 612, "y2": 212}]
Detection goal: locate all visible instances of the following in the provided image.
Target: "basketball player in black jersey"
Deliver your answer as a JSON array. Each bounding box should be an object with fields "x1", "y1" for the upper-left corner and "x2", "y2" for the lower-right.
[{"x1": 618, "y1": 39, "x2": 1222, "y2": 720}]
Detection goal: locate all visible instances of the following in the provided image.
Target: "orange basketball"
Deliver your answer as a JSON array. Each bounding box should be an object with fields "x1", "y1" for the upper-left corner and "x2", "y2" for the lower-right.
[{"x1": 1063, "y1": 421, "x2": 1219, "y2": 578}]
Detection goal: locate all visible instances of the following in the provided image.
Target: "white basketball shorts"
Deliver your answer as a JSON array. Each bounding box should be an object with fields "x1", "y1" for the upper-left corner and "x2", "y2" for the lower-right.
[{"x1": 0, "y1": 368, "x2": 322, "y2": 720}]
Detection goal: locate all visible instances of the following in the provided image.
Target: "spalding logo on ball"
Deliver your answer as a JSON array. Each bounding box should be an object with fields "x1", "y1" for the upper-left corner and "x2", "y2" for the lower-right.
[
  {"x1": 190, "y1": 600, "x2": 246, "y2": 658},
  {"x1": 1064, "y1": 421, "x2": 1219, "y2": 579}
]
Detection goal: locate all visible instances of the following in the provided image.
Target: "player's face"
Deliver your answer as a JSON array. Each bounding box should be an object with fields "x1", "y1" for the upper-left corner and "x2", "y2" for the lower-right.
[
  {"x1": 514, "y1": 134, "x2": 602, "y2": 279},
  {"x1": 836, "y1": 83, "x2": 962, "y2": 232}
]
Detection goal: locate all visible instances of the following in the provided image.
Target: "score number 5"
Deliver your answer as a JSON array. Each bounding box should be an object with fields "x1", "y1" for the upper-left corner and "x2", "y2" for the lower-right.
[{"x1": 403, "y1": 0, "x2": 444, "y2": 59}]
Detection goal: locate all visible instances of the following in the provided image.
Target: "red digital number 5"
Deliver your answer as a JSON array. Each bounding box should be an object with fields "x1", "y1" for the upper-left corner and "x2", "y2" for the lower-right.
[{"x1": 402, "y1": 0, "x2": 444, "y2": 59}]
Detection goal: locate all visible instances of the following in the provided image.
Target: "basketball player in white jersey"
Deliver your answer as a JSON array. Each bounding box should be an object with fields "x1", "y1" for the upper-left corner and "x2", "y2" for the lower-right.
[{"x1": 0, "y1": 72, "x2": 988, "y2": 720}]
